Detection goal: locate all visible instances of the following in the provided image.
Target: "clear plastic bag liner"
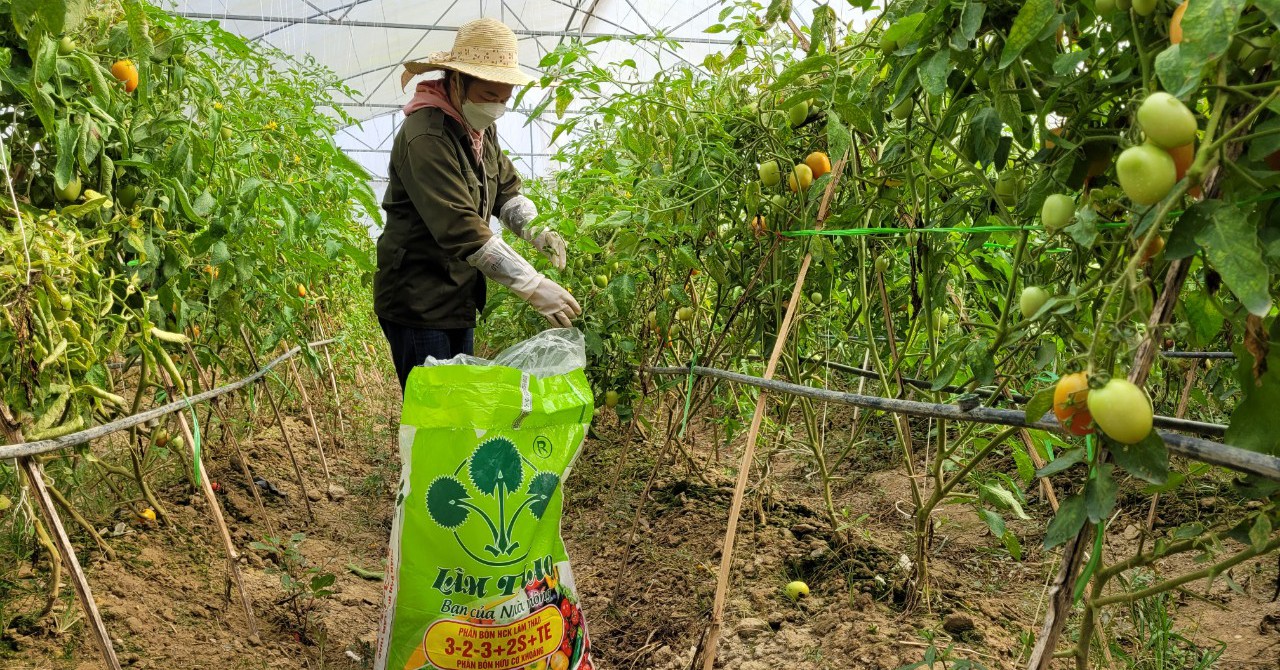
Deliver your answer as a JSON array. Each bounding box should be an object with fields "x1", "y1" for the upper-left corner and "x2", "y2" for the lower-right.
[{"x1": 423, "y1": 327, "x2": 586, "y2": 378}]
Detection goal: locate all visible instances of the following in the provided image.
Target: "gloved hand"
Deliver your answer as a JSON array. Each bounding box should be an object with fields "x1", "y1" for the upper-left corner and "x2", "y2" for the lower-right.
[
  {"x1": 499, "y1": 195, "x2": 567, "y2": 270},
  {"x1": 525, "y1": 276, "x2": 580, "y2": 327},
  {"x1": 468, "y1": 235, "x2": 582, "y2": 327}
]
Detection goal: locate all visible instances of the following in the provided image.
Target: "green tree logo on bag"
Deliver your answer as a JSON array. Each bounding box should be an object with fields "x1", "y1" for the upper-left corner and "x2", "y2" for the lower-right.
[{"x1": 426, "y1": 437, "x2": 561, "y2": 567}]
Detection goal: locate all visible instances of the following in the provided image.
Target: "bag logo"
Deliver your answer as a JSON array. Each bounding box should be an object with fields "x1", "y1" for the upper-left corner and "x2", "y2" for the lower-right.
[{"x1": 426, "y1": 437, "x2": 561, "y2": 567}]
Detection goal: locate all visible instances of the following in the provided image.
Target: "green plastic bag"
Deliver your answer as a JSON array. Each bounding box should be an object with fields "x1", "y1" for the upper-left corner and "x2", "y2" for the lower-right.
[{"x1": 376, "y1": 330, "x2": 596, "y2": 670}]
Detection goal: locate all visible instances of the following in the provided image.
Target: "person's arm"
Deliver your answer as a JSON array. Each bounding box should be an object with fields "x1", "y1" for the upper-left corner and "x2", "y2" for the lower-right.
[
  {"x1": 493, "y1": 149, "x2": 568, "y2": 270},
  {"x1": 398, "y1": 132, "x2": 580, "y2": 326}
]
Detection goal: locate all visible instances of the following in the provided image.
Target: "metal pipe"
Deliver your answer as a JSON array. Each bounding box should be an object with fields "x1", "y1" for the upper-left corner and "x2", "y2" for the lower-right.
[{"x1": 646, "y1": 365, "x2": 1280, "y2": 481}]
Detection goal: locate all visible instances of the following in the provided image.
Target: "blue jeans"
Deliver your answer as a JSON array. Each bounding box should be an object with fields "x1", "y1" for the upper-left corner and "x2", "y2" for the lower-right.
[{"x1": 378, "y1": 318, "x2": 475, "y2": 392}]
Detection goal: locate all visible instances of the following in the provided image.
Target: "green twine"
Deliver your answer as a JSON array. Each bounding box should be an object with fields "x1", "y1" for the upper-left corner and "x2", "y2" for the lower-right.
[
  {"x1": 778, "y1": 222, "x2": 1129, "y2": 238},
  {"x1": 678, "y1": 352, "x2": 697, "y2": 439},
  {"x1": 184, "y1": 396, "x2": 202, "y2": 485}
]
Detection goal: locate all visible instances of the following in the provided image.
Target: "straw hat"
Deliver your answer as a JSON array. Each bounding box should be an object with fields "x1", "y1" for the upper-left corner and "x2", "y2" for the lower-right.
[{"x1": 401, "y1": 18, "x2": 534, "y2": 90}]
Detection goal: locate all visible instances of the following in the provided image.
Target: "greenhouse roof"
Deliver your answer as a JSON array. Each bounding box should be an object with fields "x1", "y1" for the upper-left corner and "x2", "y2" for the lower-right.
[{"x1": 167, "y1": 1, "x2": 872, "y2": 222}]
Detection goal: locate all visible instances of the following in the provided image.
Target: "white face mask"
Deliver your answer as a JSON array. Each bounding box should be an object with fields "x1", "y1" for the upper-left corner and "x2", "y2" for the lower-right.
[{"x1": 462, "y1": 101, "x2": 506, "y2": 131}]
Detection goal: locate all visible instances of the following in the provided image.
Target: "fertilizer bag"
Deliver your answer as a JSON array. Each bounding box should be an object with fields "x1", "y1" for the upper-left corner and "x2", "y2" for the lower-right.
[{"x1": 376, "y1": 329, "x2": 595, "y2": 670}]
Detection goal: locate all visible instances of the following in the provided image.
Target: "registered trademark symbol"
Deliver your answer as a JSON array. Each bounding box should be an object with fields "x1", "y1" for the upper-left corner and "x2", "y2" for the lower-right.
[{"x1": 533, "y1": 436, "x2": 553, "y2": 458}]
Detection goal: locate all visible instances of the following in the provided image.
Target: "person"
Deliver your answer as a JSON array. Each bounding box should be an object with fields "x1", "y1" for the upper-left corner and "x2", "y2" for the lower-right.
[{"x1": 374, "y1": 17, "x2": 581, "y2": 391}]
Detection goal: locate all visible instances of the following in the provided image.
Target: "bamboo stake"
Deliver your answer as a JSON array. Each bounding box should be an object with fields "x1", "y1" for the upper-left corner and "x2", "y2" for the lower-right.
[
  {"x1": 156, "y1": 366, "x2": 259, "y2": 638},
  {"x1": 289, "y1": 357, "x2": 334, "y2": 491},
  {"x1": 1142, "y1": 360, "x2": 1200, "y2": 551},
  {"x1": 314, "y1": 317, "x2": 347, "y2": 434},
  {"x1": 18, "y1": 457, "x2": 121, "y2": 670},
  {"x1": 185, "y1": 344, "x2": 275, "y2": 537},
  {"x1": 239, "y1": 326, "x2": 316, "y2": 522},
  {"x1": 45, "y1": 483, "x2": 116, "y2": 561},
  {"x1": 692, "y1": 155, "x2": 847, "y2": 670},
  {"x1": 1025, "y1": 257, "x2": 1191, "y2": 670}
]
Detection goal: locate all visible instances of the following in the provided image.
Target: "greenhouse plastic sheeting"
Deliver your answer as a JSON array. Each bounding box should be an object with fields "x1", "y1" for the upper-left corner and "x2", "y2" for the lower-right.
[{"x1": 376, "y1": 329, "x2": 595, "y2": 670}]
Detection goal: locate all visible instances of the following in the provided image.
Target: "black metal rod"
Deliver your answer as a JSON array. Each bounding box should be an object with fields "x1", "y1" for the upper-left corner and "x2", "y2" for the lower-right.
[
  {"x1": 646, "y1": 365, "x2": 1280, "y2": 482},
  {"x1": 755, "y1": 356, "x2": 1226, "y2": 438}
]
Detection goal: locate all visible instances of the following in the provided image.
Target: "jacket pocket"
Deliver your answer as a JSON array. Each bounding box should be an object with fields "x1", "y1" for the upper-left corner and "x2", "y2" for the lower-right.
[{"x1": 391, "y1": 247, "x2": 406, "y2": 270}]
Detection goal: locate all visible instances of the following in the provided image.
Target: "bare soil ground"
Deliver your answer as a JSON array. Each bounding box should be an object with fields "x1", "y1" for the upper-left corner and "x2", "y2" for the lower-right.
[{"x1": 3, "y1": 367, "x2": 1279, "y2": 669}]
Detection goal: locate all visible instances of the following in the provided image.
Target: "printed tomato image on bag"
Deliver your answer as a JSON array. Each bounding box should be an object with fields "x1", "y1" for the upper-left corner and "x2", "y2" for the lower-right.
[{"x1": 375, "y1": 330, "x2": 595, "y2": 670}]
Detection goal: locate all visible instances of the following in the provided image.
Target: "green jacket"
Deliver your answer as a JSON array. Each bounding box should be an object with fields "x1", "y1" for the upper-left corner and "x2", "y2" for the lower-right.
[{"x1": 374, "y1": 107, "x2": 523, "y2": 329}]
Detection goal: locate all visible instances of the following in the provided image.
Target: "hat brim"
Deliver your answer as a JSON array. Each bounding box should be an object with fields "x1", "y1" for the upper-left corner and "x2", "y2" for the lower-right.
[{"x1": 402, "y1": 58, "x2": 535, "y2": 89}]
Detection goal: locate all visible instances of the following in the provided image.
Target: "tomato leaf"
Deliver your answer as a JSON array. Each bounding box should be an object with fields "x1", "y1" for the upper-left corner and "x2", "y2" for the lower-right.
[
  {"x1": 919, "y1": 49, "x2": 952, "y2": 98},
  {"x1": 122, "y1": 0, "x2": 154, "y2": 61},
  {"x1": 962, "y1": 107, "x2": 1001, "y2": 167},
  {"x1": 1036, "y1": 447, "x2": 1086, "y2": 478},
  {"x1": 1084, "y1": 464, "x2": 1117, "y2": 523},
  {"x1": 1225, "y1": 346, "x2": 1280, "y2": 457},
  {"x1": 1180, "y1": 290, "x2": 1224, "y2": 348},
  {"x1": 979, "y1": 481, "x2": 1029, "y2": 520},
  {"x1": 977, "y1": 508, "x2": 1005, "y2": 538},
  {"x1": 1107, "y1": 432, "x2": 1169, "y2": 485},
  {"x1": 950, "y1": 1, "x2": 985, "y2": 51},
  {"x1": 1155, "y1": 0, "x2": 1245, "y2": 96},
  {"x1": 1043, "y1": 494, "x2": 1088, "y2": 550},
  {"x1": 1257, "y1": 0, "x2": 1280, "y2": 29},
  {"x1": 1248, "y1": 514, "x2": 1273, "y2": 552},
  {"x1": 998, "y1": 0, "x2": 1055, "y2": 69},
  {"x1": 54, "y1": 120, "x2": 76, "y2": 191},
  {"x1": 1065, "y1": 206, "x2": 1100, "y2": 248},
  {"x1": 1023, "y1": 386, "x2": 1055, "y2": 425},
  {"x1": 1193, "y1": 201, "x2": 1273, "y2": 317},
  {"x1": 1010, "y1": 442, "x2": 1035, "y2": 486},
  {"x1": 1165, "y1": 199, "x2": 1213, "y2": 259},
  {"x1": 883, "y1": 14, "x2": 927, "y2": 49}
]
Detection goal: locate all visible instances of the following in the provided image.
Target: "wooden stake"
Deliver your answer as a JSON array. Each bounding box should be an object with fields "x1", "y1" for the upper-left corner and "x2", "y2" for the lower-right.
[
  {"x1": 156, "y1": 366, "x2": 259, "y2": 638},
  {"x1": 313, "y1": 318, "x2": 347, "y2": 436},
  {"x1": 239, "y1": 326, "x2": 316, "y2": 523},
  {"x1": 1025, "y1": 258, "x2": 1192, "y2": 670},
  {"x1": 693, "y1": 156, "x2": 848, "y2": 670},
  {"x1": 19, "y1": 457, "x2": 122, "y2": 670},
  {"x1": 185, "y1": 345, "x2": 275, "y2": 537},
  {"x1": 289, "y1": 357, "x2": 333, "y2": 489}
]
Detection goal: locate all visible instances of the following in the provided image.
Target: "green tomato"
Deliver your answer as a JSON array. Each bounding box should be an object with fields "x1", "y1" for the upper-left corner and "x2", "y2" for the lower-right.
[
  {"x1": 1020, "y1": 286, "x2": 1051, "y2": 320},
  {"x1": 809, "y1": 291, "x2": 824, "y2": 305},
  {"x1": 676, "y1": 306, "x2": 695, "y2": 322},
  {"x1": 880, "y1": 31, "x2": 898, "y2": 55},
  {"x1": 758, "y1": 160, "x2": 781, "y2": 188},
  {"x1": 1041, "y1": 194, "x2": 1076, "y2": 232},
  {"x1": 994, "y1": 171, "x2": 1024, "y2": 207},
  {"x1": 788, "y1": 101, "x2": 810, "y2": 128},
  {"x1": 220, "y1": 126, "x2": 233, "y2": 141},
  {"x1": 874, "y1": 255, "x2": 890, "y2": 273},
  {"x1": 1137, "y1": 92, "x2": 1197, "y2": 149},
  {"x1": 784, "y1": 580, "x2": 810, "y2": 601},
  {"x1": 768, "y1": 194, "x2": 787, "y2": 212},
  {"x1": 117, "y1": 184, "x2": 139, "y2": 209},
  {"x1": 1086, "y1": 378, "x2": 1153, "y2": 444},
  {"x1": 594, "y1": 274, "x2": 609, "y2": 289},
  {"x1": 905, "y1": 231, "x2": 920, "y2": 246},
  {"x1": 604, "y1": 390, "x2": 620, "y2": 408},
  {"x1": 1132, "y1": 0, "x2": 1156, "y2": 15},
  {"x1": 1096, "y1": 0, "x2": 1116, "y2": 14},
  {"x1": 891, "y1": 98, "x2": 912, "y2": 121},
  {"x1": 55, "y1": 175, "x2": 82, "y2": 202},
  {"x1": 1116, "y1": 144, "x2": 1176, "y2": 206},
  {"x1": 58, "y1": 36, "x2": 76, "y2": 55}
]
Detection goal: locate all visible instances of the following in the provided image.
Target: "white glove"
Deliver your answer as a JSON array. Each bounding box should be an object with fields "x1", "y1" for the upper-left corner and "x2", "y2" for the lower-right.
[
  {"x1": 499, "y1": 196, "x2": 567, "y2": 270},
  {"x1": 468, "y1": 235, "x2": 581, "y2": 327}
]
